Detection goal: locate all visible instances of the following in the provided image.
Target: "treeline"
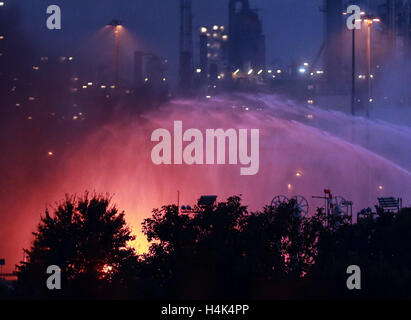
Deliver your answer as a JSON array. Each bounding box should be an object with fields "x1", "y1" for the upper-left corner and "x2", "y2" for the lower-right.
[{"x1": 2, "y1": 193, "x2": 411, "y2": 300}]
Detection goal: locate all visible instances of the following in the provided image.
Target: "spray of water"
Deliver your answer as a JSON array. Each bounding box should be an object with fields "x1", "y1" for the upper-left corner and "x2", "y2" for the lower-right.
[{"x1": 1, "y1": 93, "x2": 410, "y2": 271}]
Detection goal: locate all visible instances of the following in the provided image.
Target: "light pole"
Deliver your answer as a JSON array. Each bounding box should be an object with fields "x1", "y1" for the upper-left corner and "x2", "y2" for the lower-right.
[
  {"x1": 362, "y1": 15, "x2": 380, "y2": 118},
  {"x1": 108, "y1": 19, "x2": 122, "y2": 86},
  {"x1": 351, "y1": 27, "x2": 356, "y2": 116}
]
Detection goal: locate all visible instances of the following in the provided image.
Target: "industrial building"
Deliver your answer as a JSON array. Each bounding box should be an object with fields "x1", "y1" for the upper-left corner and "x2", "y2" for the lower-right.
[
  {"x1": 228, "y1": 0, "x2": 266, "y2": 73},
  {"x1": 179, "y1": 0, "x2": 266, "y2": 94}
]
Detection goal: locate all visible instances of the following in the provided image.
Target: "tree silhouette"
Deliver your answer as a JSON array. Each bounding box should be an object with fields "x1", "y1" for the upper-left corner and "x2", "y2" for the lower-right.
[
  {"x1": 12, "y1": 193, "x2": 411, "y2": 300},
  {"x1": 140, "y1": 196, "x2": 326, "y2": 299},
  {"x1": 15, "y1": 193, "x2": 137, "y2": 299}
]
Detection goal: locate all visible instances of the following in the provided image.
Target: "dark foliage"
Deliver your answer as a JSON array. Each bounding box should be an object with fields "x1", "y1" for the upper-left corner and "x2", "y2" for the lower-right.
[
  {"x1": 15, "y1": 193, "x2": 137, "y2": 299},
  {"x1": 8, "y1": 193, "x2": 411, "y2": 300}
]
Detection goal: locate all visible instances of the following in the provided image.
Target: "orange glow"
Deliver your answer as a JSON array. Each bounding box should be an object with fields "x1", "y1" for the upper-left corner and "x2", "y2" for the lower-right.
[{"x1": 102, "y1": 264, "x2": 113, "y2": 273}]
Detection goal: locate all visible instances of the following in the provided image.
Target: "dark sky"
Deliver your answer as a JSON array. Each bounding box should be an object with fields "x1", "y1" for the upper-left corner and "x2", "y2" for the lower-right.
[{"x1": 14, "y1": 0, "x2": 325, "y2": 81}]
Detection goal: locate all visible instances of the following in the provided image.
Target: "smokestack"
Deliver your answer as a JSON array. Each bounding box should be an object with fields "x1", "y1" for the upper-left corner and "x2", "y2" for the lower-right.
[{"x1": 179, "y1": 0, "x2": 193, "y2": 96}]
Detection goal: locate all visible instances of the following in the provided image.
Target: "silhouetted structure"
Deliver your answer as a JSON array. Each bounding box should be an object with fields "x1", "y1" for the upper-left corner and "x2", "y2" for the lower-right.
[
  {"x1": 179, "y1": 0, "x2": 193, "y2": 96},
  {"x1": 228, "y1": 0, "x2": 266, "y2": 73}
]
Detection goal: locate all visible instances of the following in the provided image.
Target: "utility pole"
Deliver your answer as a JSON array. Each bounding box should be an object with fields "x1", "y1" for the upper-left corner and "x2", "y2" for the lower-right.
[{"x1": 351, "y1": 28, "x2": 356, "y2": 116}]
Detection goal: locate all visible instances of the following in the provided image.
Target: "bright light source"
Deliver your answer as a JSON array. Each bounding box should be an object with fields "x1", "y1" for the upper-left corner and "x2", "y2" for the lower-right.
[
  {"x1": 257, "y1": 69, "x2": 263, "y2": 75},
  {"x1": 276, "y1": 69, "x2": 282, "y2": 74},
  {"x1": 0, "y1": 2, "x2": 4, "y2": 7},
  {"x1": 287, "y1": 184, "x2": 292, "y2": 190},
  {"x1": 48, "y1": 151, "x2": 53, "y2": 156},
  {"x1": 101, "y1": 85, "x2": 106, "y2": 89},
  {"x1": 87, "y1": 82, "x2": 93, "y2": 86},
  {"x1": 162, "y1": 77, "x2": 166, "y2": 82},
  {"x1": 248, "y1": 69, "x2": 253, "y2": 75},
  {"x1": 233, "y1": 69, "x2": 240, "y2": 75},
  {"x1": 267, "y1": 70, "x2": 272, "y2": 74},
  {"x1": 213, "y1": 25, "x2": 219, "y2": 31},
  {"x1": 307, "y1": 99, "x2": 314, "y2": 104},
  {"x1": 378, "y1": 185, "x2": 383, "y2": 190},
  {"x1": 303, "y1": 62, "x2": 309, "y2": 66},
  {"x1": 222, "y1": 35, "x2": 228, "y2": 41},
  {"x1": 299, "y1": 67, "x2": 307, "y2": 74},
  {"x1": 200, "y1": 27, "x2": 207, "y2": 33},
  {"x1": 296, "y1": 172, "x2": 302, "y2": 177},
  {"x1": 206, "y1": 95, "x2": 211, "y2": 99},
  {"x1": 0, "y1": 35, "x2": 4, "y2": 40},
  {"x1": 196, "y1": 68, "x2": 202, "y2": 73}
]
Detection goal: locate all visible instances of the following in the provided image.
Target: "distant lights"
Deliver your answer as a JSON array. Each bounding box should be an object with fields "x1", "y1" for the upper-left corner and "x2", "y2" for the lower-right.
[
  {"x1": 213, "y1": 25, "x2": 219, "y2": 31},
  {"x1": 298, "y1": 67, "x2": 307, "y2": 74},
  {"x1": 276, "y1": 69, "x2": 282, "y2": 74},
  {"x1": 196, "y1": 68, "x2": 202, "y2": 73},
  {"x1": 206, "y1": 95, "x2": 211, "y2": 99},
  {"x1": 233, "y1": 69, "x2": 240, "y2": 76},
  {"x1": 287, "y1": 184, "x2": 292, "y2": 190},
  {"x1": 200, "y1": 27, "x2": 208, "y2": 33},
  {"x1": 378, "y1": 185, "x2": 384, "y2": 190},
  {"x1": 87, "y1": 82, "x2": 93, "y2": 86},
  {"x1": 0, "y1": 2, "x2": 4, "y2": 7},
  {"x1": 0, "y1": 35, "x2": 4, "y2": 40},
  {"x1": 307, "y1": 99, "x2": 314, "y2": 105},
  {"x1": 295, "y1": 171, "x2": 302, "y2": 177},
  {"x1": 248, "y1": 69, "x2": 253, "y2": 75},
  {"x1": 257, "y1": 69, "x2": 263, "y2": 75},
  {"x1": 48, "y1": 151, "x2": 54, "y2": 156}
]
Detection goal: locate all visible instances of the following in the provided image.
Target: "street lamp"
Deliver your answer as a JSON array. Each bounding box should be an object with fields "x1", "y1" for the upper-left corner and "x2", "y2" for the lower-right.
[
  {"x1": 107, "y1": 19, "x2": 122, "y2": 86},
  {"x1": 359, "y1": 15, "x2": 380, "y2": 118}
]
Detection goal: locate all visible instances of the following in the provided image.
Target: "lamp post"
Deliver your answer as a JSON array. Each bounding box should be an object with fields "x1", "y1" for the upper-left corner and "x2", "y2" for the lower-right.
[
  {"x1": 108, "y1": 19, "x2": 122, "y2": 86},
  {"x1": 362, "y1": 15, "x2": 380, "y2": 118},
  {"x1": 351, "y1": 27, "x2": 356, "y2": 116}
]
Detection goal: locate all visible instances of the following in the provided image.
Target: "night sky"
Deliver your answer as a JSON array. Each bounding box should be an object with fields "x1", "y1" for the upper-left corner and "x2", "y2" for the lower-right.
[{"x1": 15, "y1": 0, "x2": 325, "y2": 84}]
